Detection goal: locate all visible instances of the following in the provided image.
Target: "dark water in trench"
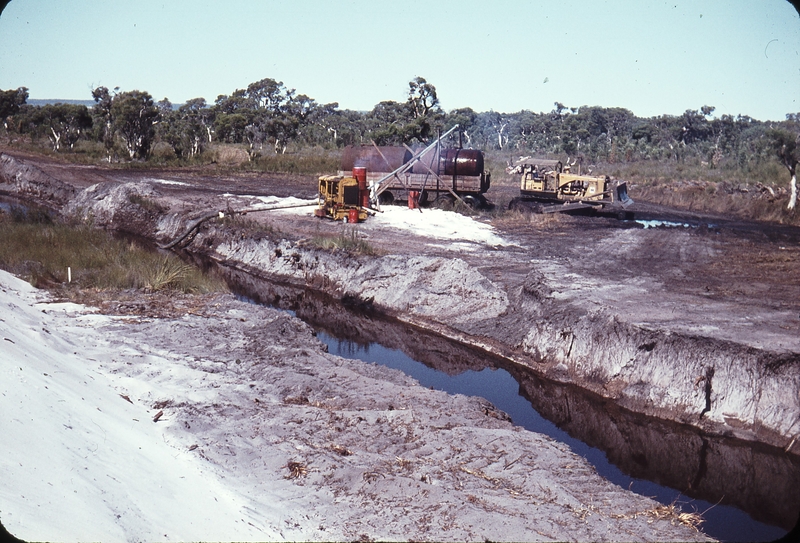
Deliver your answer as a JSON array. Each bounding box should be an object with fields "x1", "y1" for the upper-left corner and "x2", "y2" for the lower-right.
[
  {"x1": 215, "y1": 268, "x2": 800, "y2": 543},
  {"x1": 4, "y1": 200, "x2": 796, "y2": 541},
  {"x1": 322, "y1": 334, "x2": 794, "y2": 543}
]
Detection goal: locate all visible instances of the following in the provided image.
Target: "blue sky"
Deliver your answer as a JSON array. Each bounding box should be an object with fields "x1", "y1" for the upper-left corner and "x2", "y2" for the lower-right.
[{"x1": 0, "y1": 0, "x2": 798, "y2": 121}]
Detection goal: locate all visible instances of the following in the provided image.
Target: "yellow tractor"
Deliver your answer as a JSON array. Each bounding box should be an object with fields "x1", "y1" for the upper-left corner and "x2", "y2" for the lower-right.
[
  {"x1": 508, "y1": 158, "x2": 632, "y2": 216},
  {"x1": 314, "y1": 174, "x2": 369, "y2": 222}
]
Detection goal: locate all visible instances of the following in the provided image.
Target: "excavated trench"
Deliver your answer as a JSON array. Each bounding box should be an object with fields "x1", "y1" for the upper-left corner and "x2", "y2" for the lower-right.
[
  {"x1": 3, "y1": 152, "x2": 800, "y2": 540},
  {"x1": 212, "y1": 265, "x2": 795, "y2": 542}
]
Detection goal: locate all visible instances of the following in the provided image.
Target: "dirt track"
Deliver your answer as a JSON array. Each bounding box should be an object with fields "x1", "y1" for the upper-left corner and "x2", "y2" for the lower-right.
[{"x1": 2, "y1": 148, "x2": 800, "y2": 539}]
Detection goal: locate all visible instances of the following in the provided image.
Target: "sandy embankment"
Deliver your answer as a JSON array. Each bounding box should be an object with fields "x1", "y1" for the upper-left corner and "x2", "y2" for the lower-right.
[{"x1": 0, "y1": 269, "x2": 710, "y2": 542}]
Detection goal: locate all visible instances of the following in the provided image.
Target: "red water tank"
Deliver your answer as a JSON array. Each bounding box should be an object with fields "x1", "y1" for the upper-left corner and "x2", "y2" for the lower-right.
[
  {"x1": 353, "y1": 166, "x2": 369, "y2": 208},
  {"x1": 408, "y1": 190, "x2": 419, "y2": 209}
]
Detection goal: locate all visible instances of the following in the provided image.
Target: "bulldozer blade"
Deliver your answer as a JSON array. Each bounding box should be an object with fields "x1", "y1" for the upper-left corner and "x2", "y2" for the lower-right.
[{"x1": 615, "y1": 182, "x2": 633, "y2": 207}]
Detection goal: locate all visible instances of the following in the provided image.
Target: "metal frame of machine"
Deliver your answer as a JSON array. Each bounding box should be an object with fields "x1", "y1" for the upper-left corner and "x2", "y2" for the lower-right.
[
  {"x1": 339, "y1": 125, "x2": 491, "y2": 208},
  {"x1": 315, "y1": 174, "x2": 369, "y2": 222},
  {"x1": 508, "y1": 157, "x2": 632, "y2": 215}
]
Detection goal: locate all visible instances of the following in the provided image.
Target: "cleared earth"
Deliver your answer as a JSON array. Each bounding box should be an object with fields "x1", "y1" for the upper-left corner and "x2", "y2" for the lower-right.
[{"x1": 2, "y1": 148, "x2": 799, "y2": 541}]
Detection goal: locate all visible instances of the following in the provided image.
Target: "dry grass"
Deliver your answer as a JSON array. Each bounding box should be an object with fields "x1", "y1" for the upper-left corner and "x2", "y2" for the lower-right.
[
  {"x1": 607, "y1": 159, "x2": 798, "y2": 225},
  {"x1": 633, "y1": 182, "x2": 798, "y2": 224},
  {"x1": 285, "y1": 461, "x2": 308, "y2": 479},
  {"x1": 310, "y1": 226, "x2": 379, "y2": 255},
  {"x1": 210, "y1": 144, "x2": 250, "y2": 165},
  {"x1": 610, "y1": 501, "x2": 705, "y2": 531},
  {"x1": 249, "y1": 146, "x2": 339, "y2": 175}
]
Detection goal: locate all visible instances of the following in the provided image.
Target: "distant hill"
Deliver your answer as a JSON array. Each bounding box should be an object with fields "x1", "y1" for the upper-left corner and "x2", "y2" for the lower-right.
[{"x1": 28, "y1": 99, "x2": 96, "y2": 108}]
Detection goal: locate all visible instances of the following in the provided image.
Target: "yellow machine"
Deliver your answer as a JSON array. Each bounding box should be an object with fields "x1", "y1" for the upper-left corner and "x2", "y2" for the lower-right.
[
  {"x1": 315, "y1": 175, "x2": 369, "y2": 222},
  {"x1": 508, "y1": 158, "x2": 632, "y2": 216}
]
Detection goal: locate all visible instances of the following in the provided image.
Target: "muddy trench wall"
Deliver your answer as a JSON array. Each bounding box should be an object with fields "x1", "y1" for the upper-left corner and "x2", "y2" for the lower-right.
[
  {"x1": 216, "y1": 264, "x2": 800, "y2": 530},
  {"x1": 0, "y1": 153, "x2": 75, "y2": 207},
  {"x1": 187, "y1": 221, "x2": 800, "y2": 450},
  {"x1": 520, "y1": 307, "x2": 800, "y2": 446},
  {"x1": 2, "y1": 155, "x2": 799, "y2": 453}
]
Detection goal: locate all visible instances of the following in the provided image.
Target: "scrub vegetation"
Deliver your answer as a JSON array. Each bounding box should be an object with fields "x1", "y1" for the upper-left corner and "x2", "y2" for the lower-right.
[
  {"x1": 0, "y1": 204, "x2": 227, "y2": 295},
  {"x1": 1, "y1": 76, "x2": 798, "y2": 223}
]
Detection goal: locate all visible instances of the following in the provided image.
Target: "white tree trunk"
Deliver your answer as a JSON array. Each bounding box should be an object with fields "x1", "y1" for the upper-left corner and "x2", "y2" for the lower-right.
[
  {"x1": 788, "y1": 174, "x2": 797, "y2": 210},
  {"x1": 50, "y1": 127, "x2": 61, "y2": 151}
]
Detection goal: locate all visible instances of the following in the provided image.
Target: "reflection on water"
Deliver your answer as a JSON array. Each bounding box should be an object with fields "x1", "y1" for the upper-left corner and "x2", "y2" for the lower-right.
[{"x1": 221, "y1": 267, "x2": 796, "y2": 543}]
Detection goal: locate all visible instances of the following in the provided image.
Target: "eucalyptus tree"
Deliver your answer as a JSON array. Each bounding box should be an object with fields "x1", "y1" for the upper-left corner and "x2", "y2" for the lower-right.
[
  {"x1": 363, "y1": 100, "x2": 407, "y2": 145},
  {"x1": 158, "y1": 98, "x2": 214, "y2": 158},
  {"x1": 474, "y1": 110, "x2": 510, "y2": 150},
  {"x1": 283, "y1": 95, "x2": 342, "y2": 148},
  {"x1": 181, "y1": 98, "x2": 215, "y2": 152},
  {"x1": 769, "y1": 115, "x2": 800, "y2": 209},
  {"x1": 358, "y1": 77, "x2": 446, "y2": 145},
  {"x1": 405, "y1": 76, "x2": 444, "y2": 142},
  {"x1": 0, "y1": 87, "x2": 28, "y2": 130},
  {"x1": 91, "y1": 86, "x2": 116, "y2": 160},
  {"x1": 408, "y1": 76, "x2": 439, "y2": 119},
  {"x1": 272, "y1": 92, "x2": 318, "y2": 153},
  {"x1": 213, "y1": 89, "x2": 253, "y2": 144},
  {"x1": 214, "y1": 78, "x2": 300, "y2": 155},
  {"x1": 109, "y1": 90, "x2": 160, "y2": 159},
  {"x1": 445, "y1": 107, "x2": 478, "y2": 147},
  {"x1": 244, "y1": 78, "x2": 291, "y2": 153},
  {"x1": 316, "y1": 108, "x2": 365, "y2": 147},
  {"x1": 39, "y1": 103, "x2": 92, "y2": 151}
]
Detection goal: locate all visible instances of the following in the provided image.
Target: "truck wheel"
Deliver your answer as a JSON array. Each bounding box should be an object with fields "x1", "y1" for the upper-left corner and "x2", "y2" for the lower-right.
[
  {"x1": 378, "y1": 191, "x2": 394, "y2": 205},
  {"x1": 433, "y1": 194, "x2": 455, "y2": 210},
  {"x1": 462, "y1": 195, "x2": 478, "y2": 208}
]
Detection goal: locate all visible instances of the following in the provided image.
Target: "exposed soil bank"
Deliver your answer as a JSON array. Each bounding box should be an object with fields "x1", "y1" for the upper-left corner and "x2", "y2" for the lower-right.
[
  {"x1": 1, "y1": 270, "x2": 715, "y2": 542},
  {"x1": 222, "y1": 269, "x2": 800, "y2": 532},
  {"x1": 2, "y1": 149, "x2": 799, "y2": 537},
  {"x1": 190, "y1": 210, "x2": 800, "y2": 453},
  {"x1": 2, "y1": 149, "x2": 798, "y2": 451}
]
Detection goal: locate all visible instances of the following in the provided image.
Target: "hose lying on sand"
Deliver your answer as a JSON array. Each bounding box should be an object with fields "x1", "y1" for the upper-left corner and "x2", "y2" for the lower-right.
[
  {"x1": 159, "y1": 211, "x2": 222, "y2": 250},
  {"x1": 158, "y1": 202, "x2": 317, "y2": 250}
]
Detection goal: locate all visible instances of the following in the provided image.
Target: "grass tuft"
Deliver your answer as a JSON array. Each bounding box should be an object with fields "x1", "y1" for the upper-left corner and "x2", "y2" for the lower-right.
[
  {"x1": 0, "y1": 205, "x2": 227, "y2": 294},
  {"x1": 142, "y1": 256, "x2": 195, "y2": 292},
  {"x1": 610, "y1": 501, "x2": 705, "y2": 532},
  {"x1": 310, "y1": 226, "x2": 378, "y2": 255}
]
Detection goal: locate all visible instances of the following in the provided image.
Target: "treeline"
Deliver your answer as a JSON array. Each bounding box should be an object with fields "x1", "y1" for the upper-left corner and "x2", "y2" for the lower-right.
[{"x1": 0, "y1": 76, "x2": 798, "y2": 183}]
